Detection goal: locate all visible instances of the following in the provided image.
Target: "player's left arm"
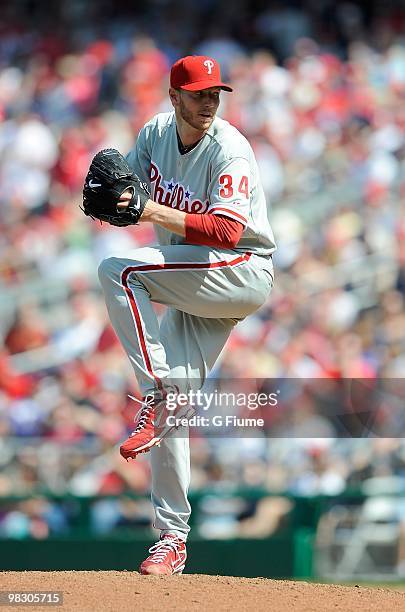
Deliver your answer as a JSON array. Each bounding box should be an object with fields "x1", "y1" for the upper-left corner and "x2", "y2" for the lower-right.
[{"x1": 125, "y1": 125, "x2": 152, "y2": 185}]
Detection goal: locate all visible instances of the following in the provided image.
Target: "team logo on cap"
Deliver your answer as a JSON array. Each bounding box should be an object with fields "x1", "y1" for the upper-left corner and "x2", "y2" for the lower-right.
[{"x1": 203, "y1": 59, "x2": 214, "y2": 74}]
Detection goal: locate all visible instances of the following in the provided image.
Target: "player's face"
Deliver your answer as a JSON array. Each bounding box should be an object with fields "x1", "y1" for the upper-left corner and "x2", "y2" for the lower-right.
[{"x1": 177, "y1": 87, "x2": 221, "y2": 132}]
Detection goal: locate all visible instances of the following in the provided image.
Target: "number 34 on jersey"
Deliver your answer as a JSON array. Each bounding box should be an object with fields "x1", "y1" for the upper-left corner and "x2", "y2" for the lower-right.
[{"x1": 219, "y1": 174, "x2": 249, "y2": 199}]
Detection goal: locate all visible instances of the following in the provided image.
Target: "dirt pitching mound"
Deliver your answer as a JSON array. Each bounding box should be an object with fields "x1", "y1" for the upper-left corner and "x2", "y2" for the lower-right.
[{"x1": 1, "y1": 571, "x2": 405, "y2": 612}]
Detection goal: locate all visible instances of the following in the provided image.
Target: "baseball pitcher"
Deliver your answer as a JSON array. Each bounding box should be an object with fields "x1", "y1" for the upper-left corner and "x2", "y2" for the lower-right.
[{"x1": 82, "y1": 55, "x2": 276, "y2": 575}]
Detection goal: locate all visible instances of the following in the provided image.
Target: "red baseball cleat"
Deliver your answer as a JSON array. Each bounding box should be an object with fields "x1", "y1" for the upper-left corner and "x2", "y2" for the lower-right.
[
  {"x1": 139, "y1": 534, "x2": 187, "y2": 575},
  {"x1": 120, "y1": 394, "x2": 194, "y2": 460}
]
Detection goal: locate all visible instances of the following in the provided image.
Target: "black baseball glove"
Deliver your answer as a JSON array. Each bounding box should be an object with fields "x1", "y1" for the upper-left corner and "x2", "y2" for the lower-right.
[{"x1": 82, "y1": 148, "x2": 150, "y2": 227}]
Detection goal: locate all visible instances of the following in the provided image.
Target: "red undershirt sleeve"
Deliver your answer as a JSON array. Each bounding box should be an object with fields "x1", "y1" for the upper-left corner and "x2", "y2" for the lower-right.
[{"x1": 184, "y1": 213, "x2": 244, "y2": 249}]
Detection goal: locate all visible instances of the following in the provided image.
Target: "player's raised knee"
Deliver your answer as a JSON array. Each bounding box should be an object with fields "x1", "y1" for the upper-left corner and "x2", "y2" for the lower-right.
[{"x1": 97, "y1": 257, "x2": 118, "y2": 284}]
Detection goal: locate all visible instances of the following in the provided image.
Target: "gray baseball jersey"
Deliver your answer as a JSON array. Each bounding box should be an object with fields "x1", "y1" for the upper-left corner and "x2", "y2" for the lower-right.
[{"x1": 126, "y1": 111, "x2": 276, "y2": 256}]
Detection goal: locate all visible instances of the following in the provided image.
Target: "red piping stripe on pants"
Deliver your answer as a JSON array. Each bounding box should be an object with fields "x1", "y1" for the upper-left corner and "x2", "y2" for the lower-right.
[{"x1": 120, "y1": 252, "x2": 252, "y2": 388}]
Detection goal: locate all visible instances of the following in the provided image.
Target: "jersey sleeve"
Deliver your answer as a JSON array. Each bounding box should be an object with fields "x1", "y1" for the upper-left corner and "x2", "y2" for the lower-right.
[
  {"x1": 185, "y1": 213, "x2": 243, "y2": 249},
  {"x1": 125, "y1": 125, "x2": 151, "y2": 184},
  {"x1": 207, "y1": 157, "x2": 251, "y2": 227}
]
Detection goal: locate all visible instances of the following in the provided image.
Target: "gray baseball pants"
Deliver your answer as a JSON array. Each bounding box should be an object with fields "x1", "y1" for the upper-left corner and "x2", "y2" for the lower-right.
[{"x1": 98, "y1": 244, "x2": 274, "y2": 539}]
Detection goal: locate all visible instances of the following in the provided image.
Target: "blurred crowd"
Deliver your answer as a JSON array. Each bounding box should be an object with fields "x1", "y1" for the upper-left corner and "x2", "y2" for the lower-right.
[{"x1": 0, "y1": 0, "x2": 404, "y2": 537}]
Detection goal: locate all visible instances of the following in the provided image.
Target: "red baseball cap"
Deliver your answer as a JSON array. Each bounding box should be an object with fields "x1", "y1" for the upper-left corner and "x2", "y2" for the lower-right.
[{"x1": 170, "y1": 55, "x2": 233, "y2": 92}]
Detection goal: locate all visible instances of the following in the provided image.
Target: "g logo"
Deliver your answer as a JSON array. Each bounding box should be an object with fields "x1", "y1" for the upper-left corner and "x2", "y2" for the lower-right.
[{"x1": 203, "y1": 59, "x2": 214, "y2": 74}]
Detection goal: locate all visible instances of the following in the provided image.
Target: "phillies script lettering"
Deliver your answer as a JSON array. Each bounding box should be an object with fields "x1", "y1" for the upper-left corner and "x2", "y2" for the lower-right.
[{"x1": 150, "y1": 162, "x2": 209, "y2": 214}]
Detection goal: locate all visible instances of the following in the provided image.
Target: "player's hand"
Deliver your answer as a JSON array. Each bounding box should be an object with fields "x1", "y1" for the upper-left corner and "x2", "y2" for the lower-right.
[
  {"x1": 81, "y1": 149, "x2": 150, "y2": 226},
  {"x1": 117, "y1": 189, "x2": 133, "y2": 211}
]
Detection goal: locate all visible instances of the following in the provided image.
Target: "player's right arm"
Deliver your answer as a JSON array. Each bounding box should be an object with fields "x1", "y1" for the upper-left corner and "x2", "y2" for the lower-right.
[
  {"x1": 126, "y1": 197, "x2": 243, "y2": 248},
  {"x1": 118, "y1": 195, "x2": 243, "y2": 249},
  {"x1": 140, "y1": 200, "x2": 186, "y2": 235}
]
